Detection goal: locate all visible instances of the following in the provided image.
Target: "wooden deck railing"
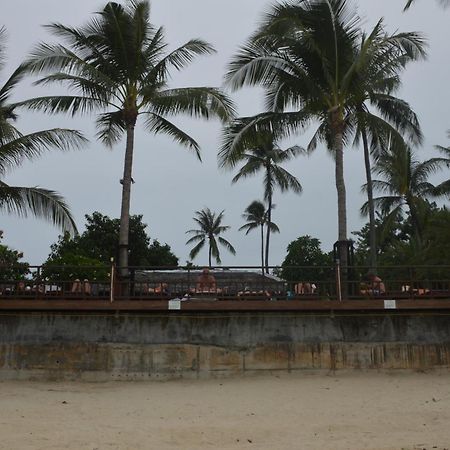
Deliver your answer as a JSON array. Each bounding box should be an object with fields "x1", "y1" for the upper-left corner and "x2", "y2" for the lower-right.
[{"x1": 2, "y1": 264, "x2": 450, "y2": 309}]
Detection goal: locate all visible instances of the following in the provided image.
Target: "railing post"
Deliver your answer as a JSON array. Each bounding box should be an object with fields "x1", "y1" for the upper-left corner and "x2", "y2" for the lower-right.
[
  {"x1": 262, "y1": 267, "x2": 266, "y2": 294},
  {"x1": 36, "y1": 266, "x2": 42, "y2": 300},
  {"x1": 110, "y1": 258, "x2": 115, "y2": 303},
  {"x1": 409, "y1": 266, "x2": 414, "y2": 300},
  {"x1": 187, "y1": 266, "x2": 191, "y2": 299},
  {"x1": 336, "y1": 259, "x2": 342, "y2": 302}
]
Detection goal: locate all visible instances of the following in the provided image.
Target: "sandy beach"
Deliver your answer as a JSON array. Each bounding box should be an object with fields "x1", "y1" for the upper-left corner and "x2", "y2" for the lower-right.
[{"x1": 0, "y1": 372, "x2": 449, "y2": 450}]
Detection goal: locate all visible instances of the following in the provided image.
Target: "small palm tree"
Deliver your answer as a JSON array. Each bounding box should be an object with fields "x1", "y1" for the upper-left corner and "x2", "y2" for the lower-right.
[
  {"x1": 239, "y1": 200, "x2": 279, "y2": 274},
  {"x1": 347, "y1": 20, "x2": 425, "y2": 273},
  {"x1": 429, "y1": 132, "x2": 450, "y2": 197},
  {"x1": 222, "y1": 132, "x2": 302, "y2": 273},
  {"x1": 362, "y1": 141, "x2": 446, "y2": 242},
  {"x1": 0, "y1": 27, "x2": 86, "y2": 234},
  {"x1": 186, "y1": 208, "x2": 236, "y2": 267},
  {"x1": 22, "y1": 0, "x2": 234, "y2": 270}
]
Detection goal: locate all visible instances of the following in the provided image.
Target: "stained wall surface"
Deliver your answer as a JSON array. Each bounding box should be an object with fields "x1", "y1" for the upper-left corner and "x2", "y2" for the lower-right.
[{"x1": 1, "y1": 311, "x2": 449, "y2": 380}]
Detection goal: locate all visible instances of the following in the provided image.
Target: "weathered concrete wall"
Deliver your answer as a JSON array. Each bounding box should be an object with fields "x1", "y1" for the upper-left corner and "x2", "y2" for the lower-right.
[{"x1": 1, "y1": 312, "x2": 449, "y2": 380}]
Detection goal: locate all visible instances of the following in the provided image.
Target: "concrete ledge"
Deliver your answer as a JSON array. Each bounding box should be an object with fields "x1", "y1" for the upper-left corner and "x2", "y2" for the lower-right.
[{"x1": 1, "y1": 311, "x2": 450, "y2": 380}]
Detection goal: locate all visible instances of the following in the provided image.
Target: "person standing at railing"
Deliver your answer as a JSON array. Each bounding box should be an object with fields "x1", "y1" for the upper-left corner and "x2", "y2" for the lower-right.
[
  {"x1": 196, "y1": 268, "x2": 217, "y2": 293},
  {"x1": 71, "y1": 279, "x2": 92, "y2": 295},
  {"x1": 369, "y1": 274, "x2": 386, "y2": 295}
]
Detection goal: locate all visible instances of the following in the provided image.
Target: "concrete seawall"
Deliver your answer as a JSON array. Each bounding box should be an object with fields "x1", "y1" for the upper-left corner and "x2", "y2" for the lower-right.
[{"x1": 1, "y1": 311, "x2": 450, "y2": 380}]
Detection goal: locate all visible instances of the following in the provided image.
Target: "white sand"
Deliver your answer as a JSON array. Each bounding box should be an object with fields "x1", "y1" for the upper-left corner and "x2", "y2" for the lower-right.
[{"x1": 0, "y1": 372, "x2": 449, "y2": 450}]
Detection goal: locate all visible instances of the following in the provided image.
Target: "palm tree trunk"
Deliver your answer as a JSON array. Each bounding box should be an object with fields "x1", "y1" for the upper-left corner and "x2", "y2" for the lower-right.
[
  {"x1": 408, "y1": 199, "x2": 423, "y2": 245},
  {"x1": 265, "y1": 194, "x2": 273, "y2": 274},
  {"x1": 331, "y1": 109, "x2": 348, "y2": 297},
  {"x1": 208, "y1": 242, "x2": 212, "y2": 268},
  {"x1": 332, "y1": 111, "x2": 348, "y2": 260},
  {"x1": 260, "y1": 224, "x2": 265, "y2": 275},
  {"x1": 118, "y1": 123, "x2": 135, "y2": 276},
  {"x1": 362, "y1": 129, "x2": 377, "y2": 274}
]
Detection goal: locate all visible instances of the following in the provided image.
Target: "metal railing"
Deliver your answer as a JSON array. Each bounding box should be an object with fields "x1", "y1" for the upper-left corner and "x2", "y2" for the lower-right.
[{"x1": 1, "y1": 263, "x2": 450, "y2": 302}]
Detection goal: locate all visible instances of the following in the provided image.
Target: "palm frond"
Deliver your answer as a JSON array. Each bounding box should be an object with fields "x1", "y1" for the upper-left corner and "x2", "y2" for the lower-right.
[
  {"x1": 271, "y1": 165, "x2": 303, "y2": 193},
  {"x1": 0, "y1": 129, "x2": 87, "y2": 175},
  {"x1": 143, "y1": 113, "x2": 201, "y2": 159},
  {"x1": 239, "y1": 222, "x2": 260, "y2": 235},
  {"x1": 150, "y1": 87, "x2": 235, "y2": 122},
  {"x1": 218, "y1": 236, "x2": 236, "y2": 255},
  {"x1": 0, "y1": 182, "x2": 77, "y2": 235},
  {"x1": 185, "y1": 234, "x2": 204, "y2": 245},
  {"x1": 15, "y1": 95, "x2": 107, "y2": 117},
  {"x1": 188, "y1": 239, "x2": 205, "y2": 260},
  {"x1": 219, "y1": 111, "x2": 310, "y2": 169},
  {"x1": 146, "y1": 39, "x2": 215, "y2": 84},
  {"x1": 361, "y1": 194, "x2": 403, "y2": 216},
  {"x1": 95, "y1": 111, "x2": 125, "y2": 146},
  {"x1": 268, "y1": 221, "x2": 280, "y2": 233},
  {"x1": 0, "y1": 63, "x2": 28, "y2": 104}
]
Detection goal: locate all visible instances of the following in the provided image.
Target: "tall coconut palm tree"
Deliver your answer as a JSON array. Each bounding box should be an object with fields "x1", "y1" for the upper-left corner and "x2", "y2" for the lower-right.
[
  {"x1": 239, "y1": 200, "x2": 279, "y2": 274},
  {"x1": 362, "y1": 141, "x2": 446, "y2": 242},
  {"x1": 0, "y1": 27, "x2": 86, "y2": 234},
  {"x1": 223, "y1": 0, "x2": 365, "y2": 268},
  {"x1": 224, "y1": 133, "x2": 301, "y2": 273},
  {"x1": 186, "y1": 208, "x2": 236, "y2": 267},
  {"x1": 21, "y1": 1, "x2": 235, "y2": 272},
  {"x1": 344, "y1": 20, "x2": 425, "y2": 273},
  {"x1": 222, "y1": 0, "x2": 425, "y2": 270}
]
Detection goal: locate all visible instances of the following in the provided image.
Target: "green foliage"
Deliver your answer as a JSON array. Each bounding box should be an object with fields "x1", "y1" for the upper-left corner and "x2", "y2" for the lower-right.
[
  {"x1": 352, "y1": 211, "x2": 410, "y2": 266},
  {"x1": 353, "y1": 204, "x2": 450, "y2": 286},
  {"x1": 0, "y1": 28, "x2": 86, "y2": 234},
  {"x1": 279, "y1": 235, "x2": 333, "y2": 284},
  {"x1": 41, "y1": 254, "x2": 109, "y2": 282},
  {"x1": 0, "y1": 230, "x2": 28, "y2": 281},
  {"x1": 43, "y1": 212, "x2": 178, "y2": 280},
  {"x1": 363, "y1": 142, "x2": 448, "y2": 242}
]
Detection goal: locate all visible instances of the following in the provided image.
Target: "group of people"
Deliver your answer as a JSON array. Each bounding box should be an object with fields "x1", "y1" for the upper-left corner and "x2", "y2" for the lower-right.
[
  {"x1": 8, "y1": 279, "x2": 91, "y2": 296},
  {"x1": 71, "y1": 279, "x2": 92, "y2": 295},
  {"x1": 10, "y1": 270, "x2": 389, "y2": 299},
  {"x1": 360, "y1": 274, "x2": 386, "y2": 296},
  {"x1": 294, "y1": 282, "x2": 317, "y2": 295},
  {"x1": 143, "y1": 268, "x2": 218, "y2": 297}
]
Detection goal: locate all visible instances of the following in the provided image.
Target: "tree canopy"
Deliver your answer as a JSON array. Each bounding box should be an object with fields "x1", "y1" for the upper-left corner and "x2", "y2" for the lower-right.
[
  {"x1": 0, "y1": 230, "x2": 28, "y2": 281},
  {"x1": 279, "y1": 235, "x2": 333, "y2": 285},
  {"x1": 43, "y1": 212, "x2": 178, "y2": 280}
]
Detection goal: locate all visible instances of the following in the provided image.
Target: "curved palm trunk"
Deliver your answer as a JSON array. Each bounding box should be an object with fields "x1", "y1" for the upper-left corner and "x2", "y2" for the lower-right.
[
  {"x1": 265, "y1": 193, "x2": 273, "y2": 274},
  {"x1": 118, "y1": 123, "x2": 135, "y2": 276},
  {"x1": 260, "y1": 224, "x2": 265, "y2": 275},
  {"x1": 362, "y1": 129, "x2": 377, "y2": 274}
]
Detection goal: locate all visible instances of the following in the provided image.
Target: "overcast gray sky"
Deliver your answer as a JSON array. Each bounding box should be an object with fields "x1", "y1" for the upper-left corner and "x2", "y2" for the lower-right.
[{"x1": 1, "y1": 0, "x2": 449, "y2": 267}]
